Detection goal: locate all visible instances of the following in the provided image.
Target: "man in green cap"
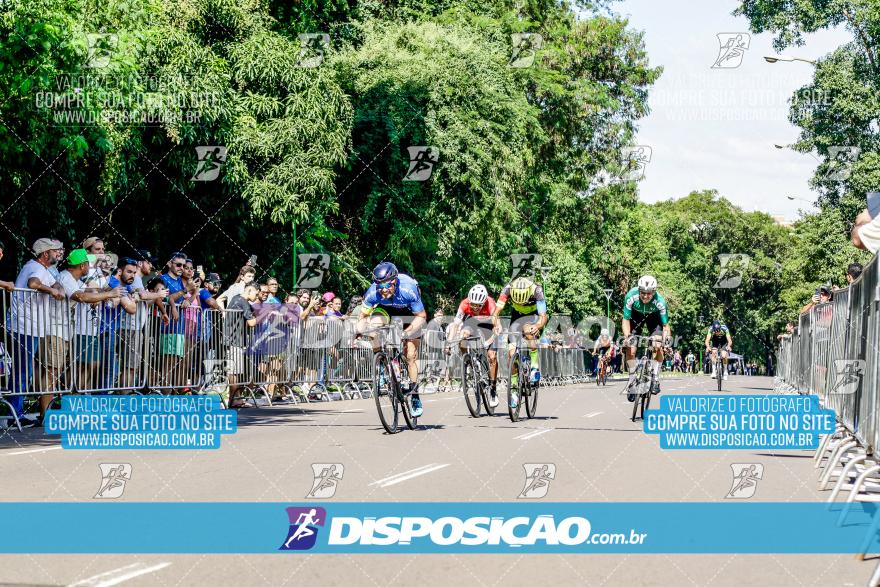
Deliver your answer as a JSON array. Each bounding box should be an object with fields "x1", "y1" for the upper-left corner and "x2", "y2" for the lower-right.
[{"x1": 41, "y1": 249, "x2": 123, "y2": 424}]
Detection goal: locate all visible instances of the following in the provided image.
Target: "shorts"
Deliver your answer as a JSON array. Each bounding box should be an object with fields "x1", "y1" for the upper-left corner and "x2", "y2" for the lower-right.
[
  {"x1": 627, "y1": 310, "x2": 663, "y2": 338},
  {"x1": 44, "y1": 336, "x2": 69, "y2": 369},
  {"x1": 116, "y1": 329, "x2": 144, "y2": 367},
  {"x1": 160, "y1": 334, "x2": 185, "y2": 357},
  {"x1": 76, "y1": 335, "x2": 99, "y2": 363},
  {"x1": 509, "y1": 309, "x2": 541, "y2": 335},
  {"x1": 710, "y1": 340, "x2": 729, "y2": 352},
  {"x1": 227, "y1": 346, "x2": 245, "y2": 376}
]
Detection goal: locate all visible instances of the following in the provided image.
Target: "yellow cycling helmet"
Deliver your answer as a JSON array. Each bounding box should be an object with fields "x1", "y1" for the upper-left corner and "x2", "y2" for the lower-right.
[{"x1": 510, "y1": 277, "x2": 534, "y2": 305}]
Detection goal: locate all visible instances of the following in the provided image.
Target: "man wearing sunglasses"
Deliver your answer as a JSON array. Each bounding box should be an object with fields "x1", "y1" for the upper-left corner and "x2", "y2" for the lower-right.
[
  {"x1": 160, "y1": 252, "x2": 198, "y2": 389},
  {"x1": 357, "y1": 262, "x2": 428, "y2": 417}
]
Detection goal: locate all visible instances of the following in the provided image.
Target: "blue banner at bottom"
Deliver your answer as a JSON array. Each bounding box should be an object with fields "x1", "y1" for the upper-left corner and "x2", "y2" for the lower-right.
[{"x1": 2, "y1": 502, "x2": 879, "y2": 554}]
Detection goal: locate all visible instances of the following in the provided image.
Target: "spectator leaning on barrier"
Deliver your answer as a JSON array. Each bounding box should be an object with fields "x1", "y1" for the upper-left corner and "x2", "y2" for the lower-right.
[
  {"x1": 851, "y1": 191, "x2": 880, "y2": 253},
  {"x1": 226, "y1": 282, "x2": 259, "y2": 408},
  {"x1": 800, "y1": 285, "x2": 832, "y2": 315},
  {"x1": 159, "y1": 252, "x2": 192, "y2": 388},
  {"x1": 8, "y1": 238, "x2": 65, "y2": 422},
  {"x1": 98, "y1": 258, "x2": 138, "y2": 391},
  {"x1": 45, "y1": 249, "x2": 122, "y2": 419}
]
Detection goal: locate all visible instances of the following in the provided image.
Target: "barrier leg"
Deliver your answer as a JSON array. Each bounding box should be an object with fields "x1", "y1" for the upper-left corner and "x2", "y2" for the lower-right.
[
  {"x1": 821, "y1": 444, "x2": 864, "y2": 490},
  {"x1": 815, "y1": 428, "x2": 845, "y2": 465},
  {"x1": 837, "y1": 465, "x2": 880, "y2": 527},
  {"x1": 819, "y1": 440, "x2": 858, "y2": 486},
  {"x1": 827, "y1": 455, "x2": 869, "y2": 503}
]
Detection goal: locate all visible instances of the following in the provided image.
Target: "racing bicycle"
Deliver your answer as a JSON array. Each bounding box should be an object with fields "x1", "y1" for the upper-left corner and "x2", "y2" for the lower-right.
[
  {"x1": 624, "y1": 335, "x2": 664, "y2": 422},
  {"x1": 361, "y1": 324, "x2": 418, "y2": 434},
  {"x1": 711, "y1": 345, "x2": 727, "y2": 392},
  {"x1": 596, "y1": 351, "x2": 610, "y2": 386},
  {"x1": 451, "y1": 334, "x2": 497, "y2": 418},
  {"x1": 506, "y1": 331, "x2": 539, "y2": 423}
]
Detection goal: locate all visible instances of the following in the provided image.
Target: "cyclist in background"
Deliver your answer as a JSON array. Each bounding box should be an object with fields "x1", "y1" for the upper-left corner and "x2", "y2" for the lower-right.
[
  {"x1": 593, "y1": 328, "x2": 614, "y2": 376},
  {"x1": 447, "y1": 284, "x2": 502, "y2": 407},
  {"x1": 705, "y1": 320, "x2": 733, "y2": 381},
  {"x1": 621, "y1": 275, "x2": 671, "y2": 401},
  {"x1": 493, "y1": 276, "x2": 548, "y2": 409},
  {"x1": 357, "y1": 262, "x2": 428, "y2": 417}
]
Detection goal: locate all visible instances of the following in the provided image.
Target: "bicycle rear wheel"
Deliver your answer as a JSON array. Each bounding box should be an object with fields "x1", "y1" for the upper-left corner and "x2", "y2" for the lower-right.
[
  {"x1": 462, "y1": 354, "x2": 482, "y2": 418},
  {"x1": 477, "y1": 355, "x2": 495, "y2": 416},
  {"x1": 631, "y1": 360, "x2": 646, "y2": 422},
  {"x1": 373, "y1": 353, "x2": 399, "y2": 434}
]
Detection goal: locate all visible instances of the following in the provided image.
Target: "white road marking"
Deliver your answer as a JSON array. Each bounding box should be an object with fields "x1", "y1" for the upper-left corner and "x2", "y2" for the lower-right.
[
  {"x1": 582, "y1": 411, "x2": 603, "y2": 418},
  {"x1": 4, "y1": 446, "x2": 63, "y2": 456},
  {"x1": 424, "y1": 396, "x2": 460, "y2": 403},
  {"x1": 514, "y1": 429, "x2": 553, "y2": 441},
  {"x1": 68, "y1": 562, "x2": 171, "y2": 587},
  {"x1": 369, "y1": 463, "x2": 450, "y2": 487},
  {"x1": 340, "y1": 408, "x2": 364, "y2": 413}
]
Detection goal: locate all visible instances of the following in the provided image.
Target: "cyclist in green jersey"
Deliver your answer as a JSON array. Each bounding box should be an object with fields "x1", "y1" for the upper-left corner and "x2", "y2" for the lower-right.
[
  {"x1": 493, "y1": 276, "x2": 548, "y2": 408},
  {"x1": 621, "y1": 275, "x2": 672, "y2": 400}
]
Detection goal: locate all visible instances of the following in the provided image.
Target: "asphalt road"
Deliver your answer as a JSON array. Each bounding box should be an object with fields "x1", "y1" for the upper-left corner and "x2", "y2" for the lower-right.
[{"x1": 0, "y1": 375, "x2": 872, "y2": 586}]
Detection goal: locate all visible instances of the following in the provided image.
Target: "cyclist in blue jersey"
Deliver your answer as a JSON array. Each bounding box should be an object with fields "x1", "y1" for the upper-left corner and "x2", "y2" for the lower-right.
[{"x1": 357, "y1": 262, "x2": 428, "y2": 417}]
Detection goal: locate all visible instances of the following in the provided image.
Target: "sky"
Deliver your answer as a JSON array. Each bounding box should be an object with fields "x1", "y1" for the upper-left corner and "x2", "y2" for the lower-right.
[{"x1": 608, "y1": 0, "x2": 852, "y2": 220}]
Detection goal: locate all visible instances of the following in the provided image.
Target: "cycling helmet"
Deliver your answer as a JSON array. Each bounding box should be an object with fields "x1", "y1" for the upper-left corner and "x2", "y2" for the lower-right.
[
  {"x1": 510, "y1": 277, "x2": 534, "y2": 305},
  {"x1": 468, "y1": 284, "x2": 488, "y2": 305},
  {"x1": 600, "y1": 328, "x2": 610, "y2": 336},
  {"x1": 637, "y1": 275, "x2": 657, "y2": 293},
  {"x1": 711, "y1": 320, "x2": 721, "y2": 331},
  {"x1": 372, "y1": 261, "x2": 398, "y2": 283}
]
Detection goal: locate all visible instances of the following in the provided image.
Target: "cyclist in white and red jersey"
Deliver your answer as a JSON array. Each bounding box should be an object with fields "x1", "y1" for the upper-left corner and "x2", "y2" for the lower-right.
[{"x1": 446, "y1": 284, "x2": 502, "y2": 407}]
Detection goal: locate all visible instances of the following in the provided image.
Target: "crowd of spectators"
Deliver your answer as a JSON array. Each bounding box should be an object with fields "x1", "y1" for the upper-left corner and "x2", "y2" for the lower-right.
[{"x1": 0, "y1": 236, "x2": 372, "y2": 424}]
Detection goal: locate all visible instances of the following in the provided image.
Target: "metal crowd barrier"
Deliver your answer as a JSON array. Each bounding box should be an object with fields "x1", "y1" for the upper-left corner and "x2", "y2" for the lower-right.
[
  {"x1": 776, "y1": 254, "x2": 880, "y2": 451},
  {"x1": 1, "y1": 291, "x2": 600, "y2": 428}
]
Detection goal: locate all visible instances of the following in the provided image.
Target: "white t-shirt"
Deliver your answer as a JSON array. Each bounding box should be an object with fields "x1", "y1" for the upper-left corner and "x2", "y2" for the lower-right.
[
  {"x1": 218, "y1": 282, "x2": 245, "y2": 305},
  {"x1": 858, "y1": 215, "x2": 880, "y2": 254},
  {"x1": 74, "y1": 274, "x2": 108, "y2": 337},
  {"x1": 9, "y1": 260, "x2": 57, "y2": 337},
  {"x1": 51, "y1": 270, "x2": 84, "y2": 341}
]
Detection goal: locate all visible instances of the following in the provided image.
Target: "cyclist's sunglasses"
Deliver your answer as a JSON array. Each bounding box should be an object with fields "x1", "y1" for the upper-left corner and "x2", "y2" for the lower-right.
[
  {"x1": 638, "y1": 289, "x2": 654, "y2": 295},
  {"x1": 376, "y1": 280, "x2": 396, "y2": 291}
]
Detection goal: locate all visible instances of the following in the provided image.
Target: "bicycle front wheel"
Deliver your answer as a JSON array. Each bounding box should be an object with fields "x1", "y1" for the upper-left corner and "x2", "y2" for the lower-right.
[
  {"x1": 716, "y1": 360, "x2": 723, "y2": 392},
  {"x1": 462, "y1": 354, "x2": 482, "y2": 418},
  {"x1": 373, "y1": 353, "x2": 399, "y2": 434},
  {"x1": 525, "y1": 378, "x2": 539, "y2": 419},
  {"x1": 508, "y1": 359, "x2": 524, "y2": 422}
]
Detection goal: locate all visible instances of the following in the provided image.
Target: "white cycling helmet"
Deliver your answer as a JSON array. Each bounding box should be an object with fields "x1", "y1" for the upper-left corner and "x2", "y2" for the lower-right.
[
  {"x1": 638, "y1": 275, "x2": 657, "y2": 293},
  {"x1": 600, "y1": 328, "x2": 610, "y2": 336},
  {"x1": 468, "y1": 284, "x2": 489, "y2": 305}
]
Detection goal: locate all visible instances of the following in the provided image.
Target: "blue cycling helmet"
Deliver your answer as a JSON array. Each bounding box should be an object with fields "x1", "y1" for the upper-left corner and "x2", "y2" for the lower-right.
[
  {"x1": 372, "y1": 261, "x2": 398, "y2": 283},
  {"x1": 711, "y1": 320, "x2": 721, "y2": 330}
]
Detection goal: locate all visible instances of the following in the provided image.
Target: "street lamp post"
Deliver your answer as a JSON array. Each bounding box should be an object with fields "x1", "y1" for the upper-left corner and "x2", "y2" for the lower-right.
[
  {"x1": 602, "y1": 288, "x2": 613, "y2": 321},
  {"x1": 764, "y1": 55, "x2": 817, "y2": 65}
]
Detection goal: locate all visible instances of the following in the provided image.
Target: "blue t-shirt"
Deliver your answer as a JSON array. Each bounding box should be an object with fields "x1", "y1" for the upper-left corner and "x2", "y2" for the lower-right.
[
  {"x1": 362, "y1": 273, "x2": 425, "y2": 313},
  {"x1": 99, "y1": 276, "x2": 133, "y2": 335},
  {"x1": 161, "y1": 273, "x2": 186, "y2": 334}
]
